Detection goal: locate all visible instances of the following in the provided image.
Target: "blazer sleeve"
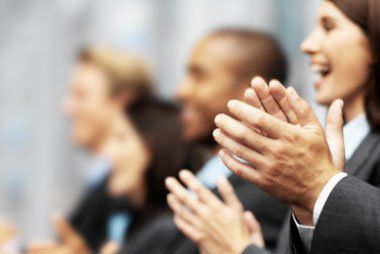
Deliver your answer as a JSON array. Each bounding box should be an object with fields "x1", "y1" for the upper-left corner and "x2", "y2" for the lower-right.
[{"x1": 311, "y1": 175, "x2": 380, "y2": 253}]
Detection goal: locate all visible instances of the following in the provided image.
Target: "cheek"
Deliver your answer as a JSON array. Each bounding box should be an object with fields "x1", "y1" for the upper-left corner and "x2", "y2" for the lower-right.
[{"x1": 319, "y1": 34, "x2": 371, "y2": 103}]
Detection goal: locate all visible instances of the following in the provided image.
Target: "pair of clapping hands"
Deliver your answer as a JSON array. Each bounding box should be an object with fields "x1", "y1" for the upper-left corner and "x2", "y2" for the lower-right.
[{"x1": 165, "y1": 77, "x2": 345, "y2": 254}]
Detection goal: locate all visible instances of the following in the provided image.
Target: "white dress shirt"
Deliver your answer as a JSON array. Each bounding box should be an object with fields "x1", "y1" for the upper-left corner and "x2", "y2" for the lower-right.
[
  {"x1": 294, "y1": 113, "x2": 370, "y2": 251},
  {"x1": 196, "y1": 155, "x2": 232, "y2": 189}
]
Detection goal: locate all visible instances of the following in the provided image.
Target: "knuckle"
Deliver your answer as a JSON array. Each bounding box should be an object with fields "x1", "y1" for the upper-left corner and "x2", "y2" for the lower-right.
[
  {"x1": 235, "y1": 128, "x2": 248, "y2": 141},
  {"x1": 235, "y1": 204, "x2": 244, "y2": 213},
  {"x1": 194, "y1": 232, "x2": 205, "y2": 243},
  {"x1": 254, "y1": 114, "x2": 265, "y2": 126},
  {"x1": 234, "y1": 144, "x2": 245, "y2": 157}
]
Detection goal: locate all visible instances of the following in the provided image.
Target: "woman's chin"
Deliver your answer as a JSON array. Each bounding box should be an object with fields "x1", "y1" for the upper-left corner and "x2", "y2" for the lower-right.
[{"x1": 315, "y1": 93, "x2": 334, "y2": 107}]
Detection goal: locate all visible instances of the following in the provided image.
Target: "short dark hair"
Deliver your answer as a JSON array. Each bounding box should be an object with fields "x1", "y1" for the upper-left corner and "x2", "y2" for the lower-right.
[
  {"x1": 207, "y1": 28, "x2": 288, "y2": 84},
  {"x1": 328, "y1": 0, "x2": 380, "y2": 132}
]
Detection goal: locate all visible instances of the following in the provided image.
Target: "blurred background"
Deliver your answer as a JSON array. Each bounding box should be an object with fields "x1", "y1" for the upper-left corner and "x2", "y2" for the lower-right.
[{"x1": 0, "y1": 0, "x2": 322, "y2": 240}]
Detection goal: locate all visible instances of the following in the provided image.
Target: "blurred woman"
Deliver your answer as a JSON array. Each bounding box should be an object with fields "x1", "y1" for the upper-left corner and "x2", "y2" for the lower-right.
[
  {"x1": 166, "y1": 0, "x2": 380, "y2": 253},
  {"x1": 27, "y1": 47, "x2": 193, "y2": 254}
]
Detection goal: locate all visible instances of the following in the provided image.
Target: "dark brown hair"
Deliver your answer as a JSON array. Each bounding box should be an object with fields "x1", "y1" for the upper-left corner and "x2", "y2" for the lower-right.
[
  {"x1": 328, "y1": 0, "x2": 380, "y2": 132},
  {"x1": 128, "y1": 97, "x2": 190, "y2": 206}
]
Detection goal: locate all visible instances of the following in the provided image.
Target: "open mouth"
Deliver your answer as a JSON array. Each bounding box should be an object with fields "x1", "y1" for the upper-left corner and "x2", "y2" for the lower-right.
[
  {"x1": 311, "y1": 64, "x2": 331, "y2": 78},
  {"x1": 311, "y1": 63, "x2": 332, "y2": 89}
]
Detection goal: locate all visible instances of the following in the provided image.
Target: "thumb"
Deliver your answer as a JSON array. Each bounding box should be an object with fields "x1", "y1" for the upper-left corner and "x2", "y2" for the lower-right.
[
  {"x1": 100, "y1": 242, "x2": 120, "y2": 254},
  {"x1": 243, "y1": 211, "x2": 265, "y2": 248},
  {"x1": 326, "y1": 99, "x2": 345, "y2": 171},
  {"x1": 286, "y1": 87, "x2": 319, "y2": 126},
  {"x1": 52, "y1": 213, "x2": 79, "y2": 243}
]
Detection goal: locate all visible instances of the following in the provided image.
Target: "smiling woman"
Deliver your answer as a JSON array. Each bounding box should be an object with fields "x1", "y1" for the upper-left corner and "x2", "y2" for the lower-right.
[{"x1": 302, "y1": 0, "x2": 380, "y2": 130}]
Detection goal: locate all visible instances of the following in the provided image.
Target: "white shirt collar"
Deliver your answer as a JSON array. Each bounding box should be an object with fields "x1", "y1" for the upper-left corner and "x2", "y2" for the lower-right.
[{"x1": 343, "y1": 113, "x2": 370, "y2": 160}]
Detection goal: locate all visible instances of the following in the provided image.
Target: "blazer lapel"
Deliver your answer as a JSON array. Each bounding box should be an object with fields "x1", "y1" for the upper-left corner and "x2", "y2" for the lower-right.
[{"x1": 345, "y1": 132, "x2": 380, "y2": 176}]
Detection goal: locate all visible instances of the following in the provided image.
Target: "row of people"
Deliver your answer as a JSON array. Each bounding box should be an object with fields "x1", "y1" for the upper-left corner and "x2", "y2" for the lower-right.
[{"x1": 1, "y1": 0, "x2": 379, "y2": 253}]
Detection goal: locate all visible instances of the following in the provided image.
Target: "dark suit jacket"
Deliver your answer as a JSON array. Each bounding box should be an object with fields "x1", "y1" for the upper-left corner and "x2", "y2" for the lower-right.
[
  {"x1": 307, "y1": 132, "x2": 380, "y2": 254},
  {"x1": 119, "y1": 173, "x2": 289, "y2": 254},
  {"x1": 243, "y1": 132, "x2": 380, "y2": 254}
]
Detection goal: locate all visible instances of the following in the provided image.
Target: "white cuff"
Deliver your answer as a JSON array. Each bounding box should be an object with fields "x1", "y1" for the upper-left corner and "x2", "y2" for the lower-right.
[
  {"x1": 313, "y1": 172, "x2": 347, "y2": 225},
  {"x1": 292, "y1": 213, "x2": 314, "y2": 251}
]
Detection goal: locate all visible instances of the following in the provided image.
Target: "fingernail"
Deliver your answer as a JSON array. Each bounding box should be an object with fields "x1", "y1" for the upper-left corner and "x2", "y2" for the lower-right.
[
  {"x1": 179, "y1": 170, "x2": 188, "y2": 179},
  {"x1": 218, "y1": 149, "x2": 225, "y2": 157},
  {"x1": 215, "y1": 114, "x2": 223, "y2": 125},
  {"x1": 288, "y1": 87, "x2": 298, "y2": 98},
  {"x1": 228, "y1": 100, "x2": 237, "y2": 109},
  {"x1": 269, "y1": 79, "x2": 280, "y2": 88},
  {"x1": 251, "y1": 76, "x2": 264, "y2": 85},
  {"x1": 245, "y1": 88, "x2": 254, "y2": 97},
  {"x1": 213, "y1": 129, "x2": 220, "y2": 138},
  {"x1": 165, "y1": 177, "x2": 174, "y2": 186}
]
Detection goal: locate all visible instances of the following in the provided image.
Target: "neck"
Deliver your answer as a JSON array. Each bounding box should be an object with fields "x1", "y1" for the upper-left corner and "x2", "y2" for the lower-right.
[{"x1": 342, "y1": 93, "x2": 365, "y2": 124}]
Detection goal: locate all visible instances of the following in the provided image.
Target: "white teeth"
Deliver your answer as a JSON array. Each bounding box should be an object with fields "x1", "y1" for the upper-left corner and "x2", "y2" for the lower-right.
[{"x1": 311, "y1": 64, "x2": 330, "y2": 75}]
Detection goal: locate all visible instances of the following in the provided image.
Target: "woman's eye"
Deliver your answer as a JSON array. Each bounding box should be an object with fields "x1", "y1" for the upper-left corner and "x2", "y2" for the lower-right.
[{"x1": 322, "y1": 18, "x2": 336, "y2": 32}]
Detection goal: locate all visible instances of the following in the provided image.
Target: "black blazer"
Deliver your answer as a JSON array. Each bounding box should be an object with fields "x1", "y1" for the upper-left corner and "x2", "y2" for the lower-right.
[
  {"x1": 70, "y1": 176, "x2": 133, "y2": 252},
  {"x1": 71, "y1": 176, "x2": 170, "y2": 253},
  {"x1": 290, "y1": 132, "x2": 380, "y2": 254},
  {"x1": 308, "y1": 132, "x2": 380, "y2": 254},
  {"x1": 243, "y1": 132, "x2": 380, "y2": 254},
  {"x1": 119, "y1": 173, "x2": 289, "y2": 254}
]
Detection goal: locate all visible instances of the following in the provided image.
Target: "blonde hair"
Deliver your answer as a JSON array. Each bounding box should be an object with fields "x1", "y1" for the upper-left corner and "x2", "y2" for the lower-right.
[{"x1": 79, "y1": 46, "x2": 153, "y2": 97}]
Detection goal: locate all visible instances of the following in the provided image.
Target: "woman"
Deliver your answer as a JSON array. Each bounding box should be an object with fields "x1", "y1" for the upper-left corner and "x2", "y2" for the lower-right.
[
  {"x1": 27, "y1": 47, "x2": 193, "y2": 254},
  {"x1": 167, "y1": 0, "x2": 380, "y2": 253}
]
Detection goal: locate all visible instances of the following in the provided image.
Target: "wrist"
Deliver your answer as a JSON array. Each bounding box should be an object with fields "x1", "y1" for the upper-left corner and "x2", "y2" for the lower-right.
[
  {"x1": 233, "y1": 238, "x2": 252, "y2": 254},
  {"x1": 295, "y1": 163, "x2": 340, "y2": 223}
]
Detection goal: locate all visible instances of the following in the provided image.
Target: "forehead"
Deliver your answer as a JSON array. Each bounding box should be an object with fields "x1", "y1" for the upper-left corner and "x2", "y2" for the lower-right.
[
  {"x1": 72, "y1": 62, "x2": 109, "y2": 90},
  {"x1": 318, "y1": 1, "x2": 350, "y2": 22},
  {"x1": 189, "y1": 37, "x2": 239, "y2": 72}
]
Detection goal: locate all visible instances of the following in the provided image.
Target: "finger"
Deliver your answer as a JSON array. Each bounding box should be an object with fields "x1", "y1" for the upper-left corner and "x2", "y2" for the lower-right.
[
  {"x1": 178, "y1": 170, "x2": 222, "y2": 208},
  {"x1": 269, "y1": 80, "x2": 298, "y2": 124},
  {"x1": 173, "y1": 216, "x2": 203, "y2": 244},
  {"x1": 100, "y1": 242, "x2": 120, "y2": 254},
  {"x1": 326, "y1": 99, "x2": 345, "y2": 170},
  {"x1": 219, "y1": 149, "x2": 262, "y2": 186},
  {"x1": 244, "y1": 88, "x2": 264, "y2": 110},
  {"x1": 251, "y1": 77, "x2": 287, "y2": 122},
  {"x1": 214, "y1": 114, "x2": 274, "y2": 153},
  {"x1": 225, "y1": 100, "x2": 292, "y2": 139},
  {"x1": 27, "y1": 242, "x2": 59, "y2": 253},
  {"x1": 244, "y1": 211, "x2": 260, "y2": 233},
  {"x1": 286, "y1": 87, "x2": 319, "y2": 125},
  {"x1": 244, "y1": 211, "x2": 265, "y2": 248},
  {"x1": 167, "y1": 194, "x2": 203, "y2": 229},
  {"x1": 165, "y1": 177, "x2": 207, "y2": 215},
  {"x1": 213, "y1": 128, "x2": 267, "y2": 169},
  {"x1": 216, "y1": 176, "x2": 243, "y2": 212}
]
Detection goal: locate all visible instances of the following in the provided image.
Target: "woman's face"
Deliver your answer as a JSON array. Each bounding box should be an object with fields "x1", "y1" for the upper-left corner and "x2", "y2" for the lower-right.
[{"x1": 301, "y1": 1, "x2": 372, "y2": 106}]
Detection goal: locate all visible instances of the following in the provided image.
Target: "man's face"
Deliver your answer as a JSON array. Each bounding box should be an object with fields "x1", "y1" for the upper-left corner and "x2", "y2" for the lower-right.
[
  {"x1": 177, "y1": 37, "x2": 246, "y2": 144},
  {"x1": 63, "y1": 62, "x2": 115, "y2": 150}
]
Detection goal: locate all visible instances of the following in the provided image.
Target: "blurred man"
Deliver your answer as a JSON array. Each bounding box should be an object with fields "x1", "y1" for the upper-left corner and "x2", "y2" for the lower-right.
[
  {"x1": 120, "y1": 28, "x2": 289, "y2": 253},
  {"x1": 28, "y1": 47, "x2": 154, "y2": 254}
]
